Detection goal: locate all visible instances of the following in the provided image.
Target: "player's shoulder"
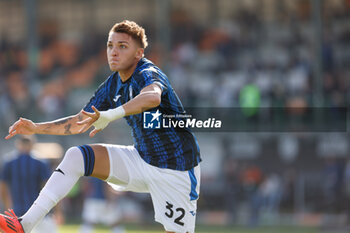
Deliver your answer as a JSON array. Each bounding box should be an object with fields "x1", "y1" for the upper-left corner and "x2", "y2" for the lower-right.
[
  {"x1": 93, "y1": 72, "x2": 115, "y2": 88},
  {"x1": 136, "y1": 58, "x2": 160, "y2": 74},
  {"x1": 91, "y1": 72, "x2": 117, "y2": 96},
  {"x1": 100, "y1": 72, "x2": 117, "y2": 88},
  {"x1": 135, "y1": 58, "x2": 167, "y2": 81}
]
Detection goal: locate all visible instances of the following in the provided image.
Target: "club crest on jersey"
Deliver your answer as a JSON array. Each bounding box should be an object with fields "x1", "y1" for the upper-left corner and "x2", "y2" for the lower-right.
[{"x1": 143, "y1": 110, "x2": 162, "y2": 129}]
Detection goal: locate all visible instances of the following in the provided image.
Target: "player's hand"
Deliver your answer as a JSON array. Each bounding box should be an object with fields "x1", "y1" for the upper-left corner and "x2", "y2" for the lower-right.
[
  {"x1": 77, "y1": 106, "x2": 103, "y2": 137},
  {"x1": 5, "y1": 118, "x2": 37, "y2": 140}
]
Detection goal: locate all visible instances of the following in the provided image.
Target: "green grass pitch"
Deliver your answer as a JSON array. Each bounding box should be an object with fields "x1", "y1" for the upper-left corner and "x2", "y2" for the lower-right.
[{"x1": 59, "y1": 224, "x2": 322, "y2": 233}]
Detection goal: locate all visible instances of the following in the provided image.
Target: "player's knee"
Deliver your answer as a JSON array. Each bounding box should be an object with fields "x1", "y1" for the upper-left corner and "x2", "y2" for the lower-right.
[
  {"x1": 64, "y1": 146, "x2": 83, "y2": 163},
  {"x1": 58, "y1": 146, "x2": 85, "y2": 176},
  {"x1": 66, "y1": 146, "x2": 80, "y2": 155}
]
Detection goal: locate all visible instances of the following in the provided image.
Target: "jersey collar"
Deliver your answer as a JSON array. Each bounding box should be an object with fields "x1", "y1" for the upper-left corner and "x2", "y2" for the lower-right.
[{"x1": 116, "y1": 57, "x2": 153, "y2": 84}]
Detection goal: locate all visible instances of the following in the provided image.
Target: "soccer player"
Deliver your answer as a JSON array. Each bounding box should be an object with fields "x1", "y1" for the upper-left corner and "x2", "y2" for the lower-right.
[
  {"x1": 0, "y1": 135, "x2": 61, "y2": 233},
  {"x1": 1, "y1": 20, "x2": 201, "y2": 233}
]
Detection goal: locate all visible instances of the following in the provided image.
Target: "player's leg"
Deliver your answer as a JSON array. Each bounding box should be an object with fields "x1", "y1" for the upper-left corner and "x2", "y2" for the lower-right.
[
  {"x1": 147, "y1": 165, "x2": 201, "y2": 233},
  {"x1": 20, "y1": 145, "x2": 110, "y2": 232},
  {"x1": 103, "y1": 146, "x2": 200, "y2": 233},
  {"x1": 0, "y1": 144, "x2": 111, "y2": 233},
  {"x1": 89, "y1": 145, "x2": 110, "y2": 180}
]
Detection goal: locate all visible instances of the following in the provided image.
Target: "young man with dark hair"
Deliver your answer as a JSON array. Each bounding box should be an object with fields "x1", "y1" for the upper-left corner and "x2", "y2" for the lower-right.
[
  {"x1": 0, "y1": 135, "x2": 61, "y2": 233},
  {"x1": 1, "y1": 20, "x2": 201, "y2": 233}
]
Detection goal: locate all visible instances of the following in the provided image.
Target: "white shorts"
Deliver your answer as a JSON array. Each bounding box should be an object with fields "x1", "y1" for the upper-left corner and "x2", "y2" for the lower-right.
[
  {"x1": 105, "y1": 145, "x2": 200, "y2": 233},
  {"x1": 81, "y1": 198, "x2": 122, "y2": 225}
]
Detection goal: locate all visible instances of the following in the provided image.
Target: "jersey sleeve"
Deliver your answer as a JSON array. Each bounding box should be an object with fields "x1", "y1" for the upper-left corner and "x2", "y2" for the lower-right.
[
  {"x1": 83, "y1": 77, "x2": 114, "y2": 112},
  {"x1": 136, "y1": 68, "x2": 168, "y2": 93}
]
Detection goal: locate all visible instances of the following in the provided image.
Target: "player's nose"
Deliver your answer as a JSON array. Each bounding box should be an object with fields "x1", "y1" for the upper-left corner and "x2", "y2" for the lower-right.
[{"x1": 111, "y1": 47, "x2": 119, "y2": 56}]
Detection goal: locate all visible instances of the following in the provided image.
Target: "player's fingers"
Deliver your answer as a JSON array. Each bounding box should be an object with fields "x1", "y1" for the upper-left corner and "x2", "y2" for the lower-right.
[
  {"x1": 77, "y1": 118, "x2": 92, "y2": 125},
  {"x1": 89, "y1": 129, "x2": 97, "y2": 137},
  {"x1": 81, "y1": 110, "x2": 96, "y2": 119},
  {"x1": 77, "y1": 117, "x2": 96, "y2": 132},
  {"x1": 8, "y1": 124, "x2": 18, "y2": 135},
  {"x1": 8, "y1": 119, "x2": 21, "y2": 133},
  {"x1": 89, "y1": 128, "x2": 101, "y2": 137},
  {"x1": 91, "y1": 106, "x2": 100, "y2": 116},
  {"x1": 78, "y1": 123, "x2": 93, "y2": 134},
  {"x1": 5, "y1": 130, "x2": 17, "y2": 140}
]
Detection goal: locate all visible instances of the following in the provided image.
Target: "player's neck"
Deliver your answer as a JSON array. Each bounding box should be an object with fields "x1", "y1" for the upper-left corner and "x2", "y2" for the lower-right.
[{"x1": 119, "y1": 62, "x2": 138, "y2": 82}]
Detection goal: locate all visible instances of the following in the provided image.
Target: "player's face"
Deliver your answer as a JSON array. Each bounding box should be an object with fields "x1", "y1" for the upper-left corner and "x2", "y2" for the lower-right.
[{"x1": 107, "y1": 32, "x2": 143, "y2": 72}]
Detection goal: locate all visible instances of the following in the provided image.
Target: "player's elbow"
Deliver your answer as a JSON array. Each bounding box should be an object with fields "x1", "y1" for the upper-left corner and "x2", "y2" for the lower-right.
[{"x1": 147, "y1": 92, "x2": 161, "y2": 108}]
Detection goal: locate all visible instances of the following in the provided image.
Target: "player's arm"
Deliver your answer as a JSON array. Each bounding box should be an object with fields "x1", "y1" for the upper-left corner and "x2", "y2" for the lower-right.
[
  {"x1": 5, "y1": 111, "x2": 89, "y2": 140},
  {"x1": 78, "y1": 83, "x2": 162, "y2": 137},
  {"x1": 123, "y1": 83, "x2": 162, "y2": 115}
]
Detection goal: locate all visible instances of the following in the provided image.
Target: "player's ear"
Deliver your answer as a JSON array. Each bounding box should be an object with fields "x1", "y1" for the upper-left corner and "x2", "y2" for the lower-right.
[{"x1": 135, "y1": 48, "x2": 144, "y2": 59}]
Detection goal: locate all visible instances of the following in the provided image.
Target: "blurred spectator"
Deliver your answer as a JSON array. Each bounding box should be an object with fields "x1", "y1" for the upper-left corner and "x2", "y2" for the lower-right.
[
  {"x1": 0, "y1": 135, "x2": 62, "y2": 233},
  {"x1": 281, "y1": 168, "x2": 297, "y2": 212},
  {"x1": 344, "y1": 159, "x2": 350, "y2": 224},
  {"x1": 344, "y1": 159, "x2": 350, "y2": 198},
  {"x1": 223, "y1": 158, "x2": 240, "y2": 224},
  {"x1": 79, "y1": 178, "x2": 126, "y2": 233},
  {"x1": 1, "y1": 71, "x2": 35, "y2": 123},
  {"x1": 240, "y1": 164, "x2": 263, "y2": 227},
  {"x1": 322, "y1": 158, "x2": 343, "y2": 212},
  {"x1": 37, "y1": 79, "x2": 67, "y2": 120},
  {"x1": 260, "y1": 173, "x2": 282, "y2": 215}
]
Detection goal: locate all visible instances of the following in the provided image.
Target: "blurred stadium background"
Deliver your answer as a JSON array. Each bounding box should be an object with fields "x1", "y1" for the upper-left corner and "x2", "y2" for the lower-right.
[{"x1": 0, "y1": 0, "x2": 349, "y2": 232}]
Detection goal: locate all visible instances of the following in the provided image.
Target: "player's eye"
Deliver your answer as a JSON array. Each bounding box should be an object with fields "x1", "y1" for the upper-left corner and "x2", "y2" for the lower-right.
[{"x1": 120, "y1": 44, "x2": 127, "y2": 49}]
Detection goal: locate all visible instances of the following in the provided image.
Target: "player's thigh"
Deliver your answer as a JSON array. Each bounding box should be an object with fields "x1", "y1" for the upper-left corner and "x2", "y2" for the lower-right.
[
  {"x1": 88, "y1": 144, "x2": 110, "y2": 180},
  {"x1": 101, "y1": 144, "x2": 148, "y2": 192},
  {"x1": 89, "y1": 144, "x2": 132, "y2": 185},
  {"x1": 148, "y1": 165, "x2": 200, "y2": 233}
]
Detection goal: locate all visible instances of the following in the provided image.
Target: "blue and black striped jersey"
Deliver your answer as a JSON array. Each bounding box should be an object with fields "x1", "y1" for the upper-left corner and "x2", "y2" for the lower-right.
[
  {"x1": 1, "y1": 154, "x2": 51, "y2": 216},
  {"x1": 84, "y1": 58, "x2": 201, "y2": 171}
]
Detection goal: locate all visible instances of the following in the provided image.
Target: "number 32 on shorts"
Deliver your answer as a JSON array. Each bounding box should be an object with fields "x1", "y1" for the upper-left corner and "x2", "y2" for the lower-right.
[{"x1": 165, "y1": 201, "x2": 185, "y2": 226}]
